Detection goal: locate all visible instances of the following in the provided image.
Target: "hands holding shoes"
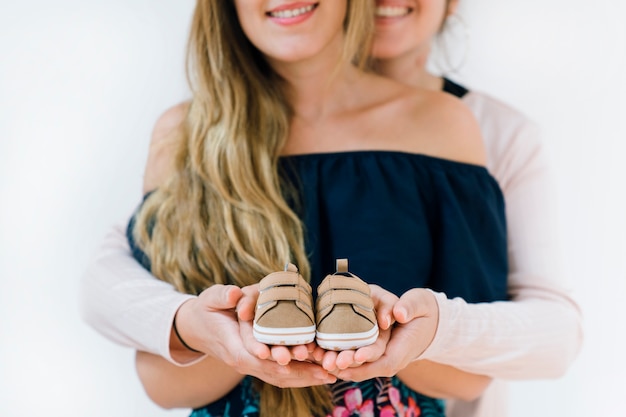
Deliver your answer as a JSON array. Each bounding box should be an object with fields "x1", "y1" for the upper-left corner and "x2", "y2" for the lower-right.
[{"x1": 233, "y1": 259, "x2": 439, "y2": 385}]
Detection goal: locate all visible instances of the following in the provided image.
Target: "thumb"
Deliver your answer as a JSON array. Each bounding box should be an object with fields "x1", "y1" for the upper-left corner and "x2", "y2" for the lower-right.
[
  {"x1": 393, "y1": 288, "x2": 430, "y2": 324},
  {"x1": 199, "y1": 284, "x2": 243, "y2": 311}
]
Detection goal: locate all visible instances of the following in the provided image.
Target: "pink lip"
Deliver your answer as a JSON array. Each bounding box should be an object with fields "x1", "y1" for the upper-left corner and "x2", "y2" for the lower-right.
[
  {"x1": 266, "y1": 2, "x2": 318, "y2": 26},
  {"x1": 375, "y1": 0, "x2": 412, "y2": 7}
]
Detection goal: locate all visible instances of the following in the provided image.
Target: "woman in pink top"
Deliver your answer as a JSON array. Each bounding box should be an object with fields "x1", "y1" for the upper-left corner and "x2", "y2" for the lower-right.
[
  {"x1": 333, "y1": 1, "x2": 584, "y2": 415},
  {"x1": 80, "y1": 1, "x2": 583, "y2": 416}
]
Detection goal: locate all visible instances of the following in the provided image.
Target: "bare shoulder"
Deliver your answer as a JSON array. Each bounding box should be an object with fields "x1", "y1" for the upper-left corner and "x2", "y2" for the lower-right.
[
  {"x1": 398, "y1": 88, "x2": 487, "y2": 166},
  {"x1": 143, "y1": 102, "x2": 189, "y2": 194}
]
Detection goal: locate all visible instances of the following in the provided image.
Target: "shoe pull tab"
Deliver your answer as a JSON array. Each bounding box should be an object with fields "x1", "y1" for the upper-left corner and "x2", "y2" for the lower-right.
[
  {"x1": 336, "y1": 258, "x2": 348, "y2": 273},
  {"x1": 284, "y1": 262, "x2": 298, "y2": 272}
]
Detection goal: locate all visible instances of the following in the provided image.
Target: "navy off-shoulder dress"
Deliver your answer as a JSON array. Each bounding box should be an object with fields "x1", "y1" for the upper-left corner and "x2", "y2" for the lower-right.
[{"x1": 128, "y1": 148, "x2": 508, "y2": 417}]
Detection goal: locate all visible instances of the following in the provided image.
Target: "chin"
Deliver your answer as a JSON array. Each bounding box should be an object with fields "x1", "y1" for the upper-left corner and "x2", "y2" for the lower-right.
[{"x1": 371, "y1": 44, "x2": 403, "y2": 61}]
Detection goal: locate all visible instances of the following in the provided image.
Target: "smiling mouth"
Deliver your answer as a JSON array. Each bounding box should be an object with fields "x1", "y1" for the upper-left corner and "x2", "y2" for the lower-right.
[
  {"x1": 375, "y1": 6, "x2": 412, "y2": 18},
  {"x1": 267, "y1": 4, "x2": 318, "y2": 19}
]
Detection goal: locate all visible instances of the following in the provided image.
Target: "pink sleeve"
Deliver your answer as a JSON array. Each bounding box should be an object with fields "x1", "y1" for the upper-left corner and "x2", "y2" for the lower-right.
[
  {"x1": 418, "y1": 93, "x2": 583, "y2": 379},
  {"x1": 79, "y1": 221, "x2": 206, "y2": 366},
  {"x1": 421, "y1": 293, "x2": 582, "y2": 379}
]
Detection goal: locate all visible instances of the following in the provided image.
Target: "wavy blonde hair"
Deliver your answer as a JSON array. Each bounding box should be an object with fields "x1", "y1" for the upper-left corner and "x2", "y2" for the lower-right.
[{"x1": 133, "y1": 1, "x2": 373, "y2": 416}]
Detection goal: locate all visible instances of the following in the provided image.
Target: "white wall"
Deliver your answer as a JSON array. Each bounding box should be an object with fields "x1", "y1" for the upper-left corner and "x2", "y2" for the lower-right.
[
  {"x1": 457, "y1": 1, "x2": 626, "y2": 415},
  {"x1": 1, "y1": 1, "x2": 624, "y2": 416}
]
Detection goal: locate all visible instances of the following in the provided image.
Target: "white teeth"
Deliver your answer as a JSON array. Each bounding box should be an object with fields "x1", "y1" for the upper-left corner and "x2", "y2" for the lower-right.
[
  {"x1": 270, "y1": 4, "x2": 315, "y2": 19},
  {"x1": 375, "y1": 6, "x2": 410, "y2": 17}
]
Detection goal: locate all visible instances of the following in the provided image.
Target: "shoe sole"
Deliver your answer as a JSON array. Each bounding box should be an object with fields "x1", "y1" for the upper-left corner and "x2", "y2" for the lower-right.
[
  {"x1": 252, "y1": 323, "x2": 316, "y2": 346},
  {"x1": 315, "y1": 325, "x2": 379, "y2": 351}
]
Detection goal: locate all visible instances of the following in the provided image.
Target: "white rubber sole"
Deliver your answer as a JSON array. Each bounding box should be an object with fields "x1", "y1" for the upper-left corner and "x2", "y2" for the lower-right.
[
  {"x1": 253, "y1": 323, "x2": 316, "y2": 346},
  {"x1": 315, "y1": 325, "x2": 379, "y2": 351}
]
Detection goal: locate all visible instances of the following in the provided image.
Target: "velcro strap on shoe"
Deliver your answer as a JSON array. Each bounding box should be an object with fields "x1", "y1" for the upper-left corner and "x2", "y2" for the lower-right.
[
  {"x1": 317, "y1": 275, "x2": 370, "y2": 297},
  {"x1": 317, "y1": 288, "x2": 374, "y2": 314},
  {"x1": 259, "y1": 272, "x2": 312, "y2": 294},
  {"x1": 256, "y1": 286, "x2": 315, "y2": 322},
  {"x1": 258, "y1": 286, "x2": 308, "y2": 304},
  {"x1": 318, "y1": 288, "x2": 374, "y2": 308}
]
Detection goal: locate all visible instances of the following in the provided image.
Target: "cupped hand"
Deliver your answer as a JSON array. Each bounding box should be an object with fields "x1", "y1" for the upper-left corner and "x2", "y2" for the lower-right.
[
  {"x1": 320, "y1": 284, "x2": 397, "y2": 373},
  {"x1": 173, "y1": 284, "x2": 245, "y2": 361},
  {"x1": 333, "y1": 288, "x2": 439, "y2": 382},
  {"x1": 237, "y1": 284, "x2": 322, "y2": 366},
  {"x1": 177, "y1": 284, "x2": 335, "y2": 387}
]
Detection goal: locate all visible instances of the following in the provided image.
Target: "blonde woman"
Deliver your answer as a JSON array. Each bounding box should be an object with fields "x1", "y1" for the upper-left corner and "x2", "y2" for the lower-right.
[{"x1": 78, "y1": 0, "x2": 556, "y2": 415}]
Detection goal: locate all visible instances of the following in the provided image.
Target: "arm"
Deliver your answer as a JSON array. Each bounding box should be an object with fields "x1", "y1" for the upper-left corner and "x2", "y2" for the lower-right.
[
  {"x1": 421, "y1": 293, "x2": 581, "y2": 379},
  {"x1": 398, "y1": 360, "x2": 491, "y2": 402},
  {"x1": 136, "y1": 351, "x2": 243, "y2": 409},
  {"x1": 79, "y1": 221, "x2": 200, "y2": 365},
  {"x1": 79, "y1": 102, "x2": 206, "y2": 365},
  {"x1": 136, "y1": 348, "x2": 337, "y2": 410},
  {"x1": 418, "y1": 101, "x2": 583, "y2": 379}
]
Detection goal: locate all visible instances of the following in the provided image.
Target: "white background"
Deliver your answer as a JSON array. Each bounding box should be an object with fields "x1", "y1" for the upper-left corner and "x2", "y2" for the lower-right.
[{"x1": 1, "y1": 0, "x2": 624, "y2": 416}]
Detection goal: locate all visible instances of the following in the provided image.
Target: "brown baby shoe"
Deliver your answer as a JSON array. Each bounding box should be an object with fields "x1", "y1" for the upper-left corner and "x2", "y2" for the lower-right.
[
  {"x1": 253, "y1": 263, "x2": 316, "y2": 346},
  {"x1": 315, "y1": 259, "x2": 379, "y2": 351}
]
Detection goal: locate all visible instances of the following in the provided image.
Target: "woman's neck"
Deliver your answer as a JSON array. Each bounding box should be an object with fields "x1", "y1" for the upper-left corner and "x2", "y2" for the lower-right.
[
  {"x1": 270, "y1": 35, "x2": 361, "y2": 122},
  {"x1": 374, "y1": 46, "x2": 443, "y2": 92}
]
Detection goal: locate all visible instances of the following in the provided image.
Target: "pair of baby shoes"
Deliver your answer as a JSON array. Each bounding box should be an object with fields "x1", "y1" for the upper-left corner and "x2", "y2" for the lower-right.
[{"x1": 252, "y1": 259, "x2": 379, "y2": 351}]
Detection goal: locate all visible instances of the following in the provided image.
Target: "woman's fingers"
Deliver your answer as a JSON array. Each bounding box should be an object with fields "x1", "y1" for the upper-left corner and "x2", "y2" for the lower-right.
[
  {"x1": 326, "y1": 324, "x2": 392, "y2": 371},
  {"x1": 270, "y1": 345, "x2": 293, "y2": 366},
  {"x1": 353, "y1": 326, "x2": 391, "y2": 364},
  {"x1": 321, "y1": 350, "x2": 339, "y2": 371},
  {"x1": 310, "y1": 344, "x2": 326, "y2": 363},
  {"x1": 290, "y1": 344, "x2": 312, "y2": 362},
  {"x1": 334, "y1": 350, "x2": 357, "y2": 370},
  {"x1": 239, "y1": 315, "x2": 272, "y2": 360},
  {"x1": 236, "y1": 284, "x2": 259, "y2": 321},
  {"x1": 369, "y1": 284, "x2": 398, "y2": 330}
]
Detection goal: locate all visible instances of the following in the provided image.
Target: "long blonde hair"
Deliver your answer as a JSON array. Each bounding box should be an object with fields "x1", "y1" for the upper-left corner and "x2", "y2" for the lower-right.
[{"x1": 133, "y1": 1, "x2": 374, "y2": 416}]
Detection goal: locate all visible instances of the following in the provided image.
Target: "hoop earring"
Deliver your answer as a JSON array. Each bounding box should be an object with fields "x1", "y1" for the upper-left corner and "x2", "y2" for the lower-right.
[{"x1": 434, "y1": 13, "x2": 470, "y2": 75}]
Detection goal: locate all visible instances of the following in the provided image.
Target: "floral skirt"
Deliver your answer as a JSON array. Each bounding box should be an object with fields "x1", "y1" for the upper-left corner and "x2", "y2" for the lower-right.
[{"x1": 190, "y1": 376, "x2": 445, "y2": 417}]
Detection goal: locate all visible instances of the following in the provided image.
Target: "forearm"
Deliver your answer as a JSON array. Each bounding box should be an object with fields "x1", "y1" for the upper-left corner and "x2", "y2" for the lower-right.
[
  {"x1": 136, "y1": 351, "x2": 243, "y2": 409},
  {"x1": 397, "y1": 360, "x2": 491, "y2": 402},
  {"x1": 422, "y1": 117, "x2": 583, "y2": 379},
  {"x1": 79, "y1": 222, "x2": 201, "y2": 365},
  {"x1": 420, "y1": 292, "x2": 582, "y2": 379}
]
